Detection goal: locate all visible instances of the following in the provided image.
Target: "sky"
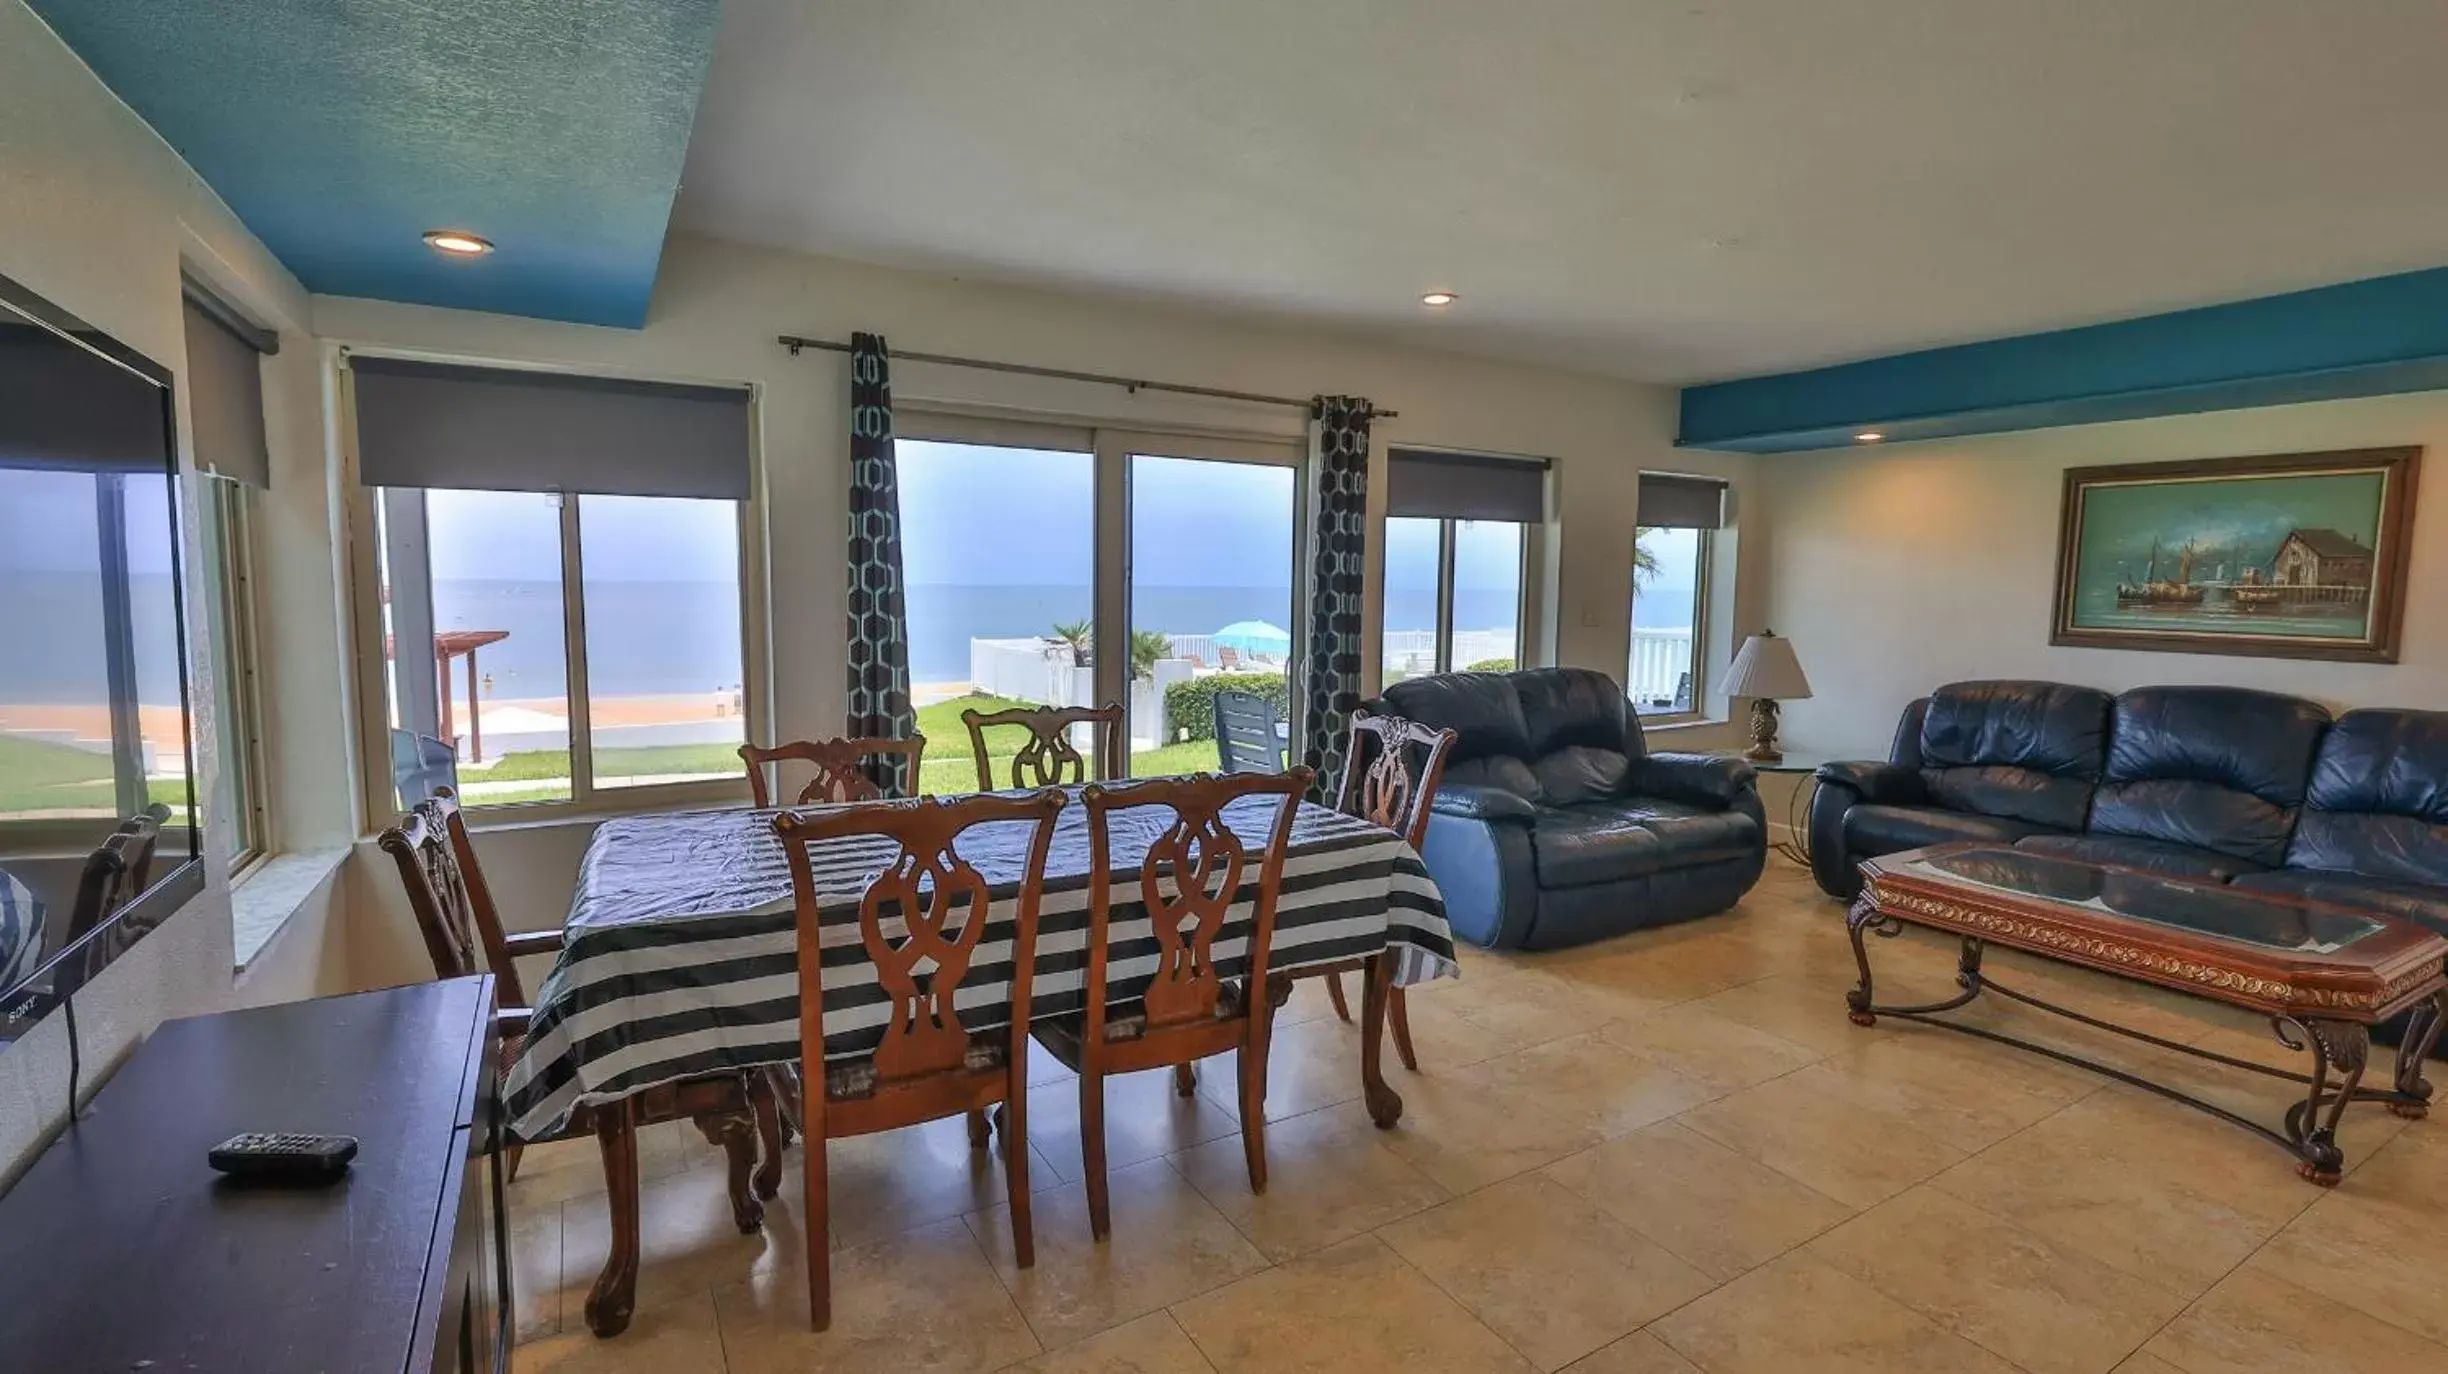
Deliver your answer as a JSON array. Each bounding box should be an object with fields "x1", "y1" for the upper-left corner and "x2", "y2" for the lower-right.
[{"x1": 422, "y1": 488, "x2": 739, "y2": 582}]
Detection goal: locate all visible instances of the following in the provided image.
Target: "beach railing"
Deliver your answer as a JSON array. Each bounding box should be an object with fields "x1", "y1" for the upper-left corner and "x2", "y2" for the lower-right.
[{"x1": 1629, "y1": 626, "x2": 1693, "y2": 706}]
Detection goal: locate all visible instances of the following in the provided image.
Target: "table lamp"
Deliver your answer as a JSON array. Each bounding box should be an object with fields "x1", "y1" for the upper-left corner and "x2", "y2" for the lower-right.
[{"x1": 1723, "y1": 630, "x2": 1812, "y2": 763}]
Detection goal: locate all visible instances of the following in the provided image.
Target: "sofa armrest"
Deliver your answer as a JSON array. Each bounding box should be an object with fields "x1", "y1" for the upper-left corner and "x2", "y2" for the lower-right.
[
  {"x1": 1624, "y1": 752, "x2": 1756, "y2": 810},
  {"x1": 1430, "y1": 783, "x2": 1539, "y2": 825},
  {"x1": 1815, "y1": 760, "x2": 1926, "y2": 806}
]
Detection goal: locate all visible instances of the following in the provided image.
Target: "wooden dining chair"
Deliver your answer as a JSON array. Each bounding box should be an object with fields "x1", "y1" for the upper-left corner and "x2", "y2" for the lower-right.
[
  {"x1": 739, "y1": 735, "x2": 927, "y2": 806},
  {"x1": 1037, "y1": 768, "x2": 1312, "y2": 1238},
  {"x1": 1316, "y1": 712, "x2": 1458, "y2": 1070},
  {"x1": 377, "y1": 791, "x2": 779, "y2": 1238},
  {"x1": 772, "y1": 787, "x2": 1067, "y2": 1330},
  {"x1": 52, "y1": 803, "x2": 172, "y2": 997},
  {"x1": 962, "y1": 702, "x2": 1123, "y2": 790}
]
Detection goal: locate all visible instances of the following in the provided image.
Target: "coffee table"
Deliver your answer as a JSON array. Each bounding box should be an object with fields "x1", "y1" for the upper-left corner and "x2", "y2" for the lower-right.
[{"x1": 1848, "y1": 842, "x2": 2448, "y2": 1184}]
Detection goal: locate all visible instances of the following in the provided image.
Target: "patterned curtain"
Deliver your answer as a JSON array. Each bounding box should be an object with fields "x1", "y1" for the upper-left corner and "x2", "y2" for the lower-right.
[
  {"x1": 1299, "y1": 396, "x2": 1373, "y2": 803},
  {"x1": 845, "y1": 332, "x2": 916, "y2": 796}
]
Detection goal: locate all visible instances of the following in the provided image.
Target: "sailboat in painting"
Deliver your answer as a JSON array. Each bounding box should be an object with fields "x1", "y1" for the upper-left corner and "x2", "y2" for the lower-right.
[{"x1": 2115, "y1": 537, "x2": 2207, "y2": 606}]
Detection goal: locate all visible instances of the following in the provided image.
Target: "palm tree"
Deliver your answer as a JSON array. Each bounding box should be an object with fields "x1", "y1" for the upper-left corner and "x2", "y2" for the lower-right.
[
  {"x1": 1634, "y1": 526, "x2": 1664, "y2": 589},
  {"x1": 1129, "y1": 629, "x2": 1173, "y2": 681},
  {"x1": 1047, "y1": 619, "x2": 1092, "y2": 667}
]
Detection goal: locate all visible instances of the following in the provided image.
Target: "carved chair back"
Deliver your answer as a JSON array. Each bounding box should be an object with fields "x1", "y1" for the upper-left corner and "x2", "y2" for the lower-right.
[
  {"x1": 1335, "y1": 711, "x2": 1459, "y2": 849},
  {"x1": 377, "y1": 787, "x2": 531, "y2": 1008},
  {"x1": 962, "y1": 703, "x2": 1123, "y2": 790},
  {"x1": 1079, "y1": 769, "x2": 1312, "y2": 1044},
  {"x1": 773, "y1": 788, "x2": 1066, "y2": 1087},
  {"x1": 741, "y1": 735, "x2": 928, "y2": 807}
]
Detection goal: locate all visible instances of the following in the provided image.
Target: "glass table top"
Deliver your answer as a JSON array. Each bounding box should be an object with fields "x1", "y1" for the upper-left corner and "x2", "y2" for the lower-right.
[{"x1": 1888, "y1": 846, "x2": 2391, "y2": 956}]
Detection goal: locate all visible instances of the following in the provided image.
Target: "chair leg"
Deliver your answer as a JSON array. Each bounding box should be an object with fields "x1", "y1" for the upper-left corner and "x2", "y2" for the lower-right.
[
  {"x1": 503, "y1": 1140, "x2": 524, "y2": 1183},
  {"x1": 1388, "y1": 986, "x2": 1418, "y2": 1072},
  {"x1": 694, "y1": 1109, "x2": 765, "y2": 1234},
  {"x1": 1324, "y1": 970, "x2": 1353, "y2": 1022},
  {"x1": 1238, "y1": 1044, "x2": 1269, "y2": 1195},
  {"x1": 803, "y1": 1133, "x2": 832, "y2": 1332},
  {"x1": 966, "y1": 1106, "x2": 993, "y2": 1148},
  {"x1": 1081, "y1": 1070, "x2": 1112, "y2": 1240},
  {"x1": 770, "y1": 1064, "x2": 801, "y2": 1149},
  {"x1": 1172, "y1": 1062, "x2": 1196, "y2": 1098},
  {"x1": 749, "y1": 1074, "x2": 785, "y2": 1201},
  {"x1": 1002, "y1": 1084, "x2": 1036, "y2": 1270}
]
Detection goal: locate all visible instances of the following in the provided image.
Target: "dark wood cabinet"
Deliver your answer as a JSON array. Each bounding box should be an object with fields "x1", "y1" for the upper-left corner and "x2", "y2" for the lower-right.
[{"x1": 0, "y1": 978, "x2": 511, "y2": 1373}]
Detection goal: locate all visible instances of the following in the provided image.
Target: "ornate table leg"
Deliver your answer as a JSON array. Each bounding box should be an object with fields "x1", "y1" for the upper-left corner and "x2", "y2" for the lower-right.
[
  {"x1": 2277, "y1": 1017, "x2": 2370, "y2": 1186},
  {"x1": 583, "y1": 1098, "x2": 641, "y2": 1338},
  {"x1": 2392, "y1": 991, "x2": 2446, "y2": 1120},
  {"x1": 1845, "y1": 891, "x2": 1888, "y2": 1027},
  {"x1": 694, "y1": 1104, "x2": 766, "y2": 1234},
  {"x1": 1360, "y1": 953, "x2": 1404, "y2": 1128},
  {"x1": 748, "y1": 1071, "x2": 786, "y2": 1201}
]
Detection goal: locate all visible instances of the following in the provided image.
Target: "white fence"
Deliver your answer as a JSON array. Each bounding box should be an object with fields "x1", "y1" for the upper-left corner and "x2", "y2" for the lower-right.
[{"x1": 1629, "y1": 626, "x2": 1694, "y2": 708}]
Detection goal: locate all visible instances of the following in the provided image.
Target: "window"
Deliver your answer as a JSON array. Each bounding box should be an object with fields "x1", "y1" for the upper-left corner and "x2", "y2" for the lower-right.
[
  {"x1": 896, "y1": 419, "x2": 1303, "y2": 789},
  {"x1": 1629, "y1": 472, "x2": 1727, "y2": 718},
  {"x1": 1381, "y1": 516, "x2": 1527, "y2": 681},
  {"x1": 350, "y1": 358, "x2": 758, "y2": 814},
  {"x1": 198, "y1": 476, "x2": 267, "y2": 868}
]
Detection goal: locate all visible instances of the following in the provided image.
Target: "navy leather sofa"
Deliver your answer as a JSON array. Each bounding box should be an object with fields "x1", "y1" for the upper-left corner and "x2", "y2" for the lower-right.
[
  {"x1": 1809, "y1": 680, "x2": 2448, "y2": 941},
  {"x1": 1376, "y1": 667, "x2": 1767, "y2": 950}
]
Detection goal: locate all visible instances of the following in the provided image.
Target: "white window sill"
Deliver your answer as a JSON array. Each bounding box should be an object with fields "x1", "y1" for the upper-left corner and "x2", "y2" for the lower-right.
[
  {"x1": 231, "y1": 847, "x2": 350, "y2": 971},
  {"x1": 1640, "y1": 715, "x2": 1728, "y2": 735}
]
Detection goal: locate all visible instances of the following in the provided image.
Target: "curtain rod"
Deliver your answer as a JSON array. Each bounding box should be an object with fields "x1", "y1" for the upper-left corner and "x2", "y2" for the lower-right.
[{"x1": 775, "y1": 333, "x2": 1398, "y2": 419}]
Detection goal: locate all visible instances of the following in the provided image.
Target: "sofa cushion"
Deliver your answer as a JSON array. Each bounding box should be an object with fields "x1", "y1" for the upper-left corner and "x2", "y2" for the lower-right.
[
  {"x1": 1529, "y1": 799, "x2": 1759, "y2": 889},
  {"x1": 2286, "y1": 708, "x2": 2448, "y2": 886},
  {"x1": 1381, "y1": 671, "x2": 1532, "y2": 767},
  {"x1": 2088, "y1": 686, "x2": 2330, "y2": 867},
  {"x1": 2016, "y1": 833, "x2": 2266, "y2": 883},
  {"x1": 1844, "y1": 803, "x2": 2052, "y2": 855},
  {"x1": 2231, "y1": 869, "x2": 2448, "y2": 939},
  {"x1": 1533, "y1": 745, "x2": 1632, "y2": 807},
  {"x1": 1916, "y1": 680, "x2": 2112, "y2": 830},
  {"x1": 1512, "y1": 667, "x2": 1641, "y2": 759}
]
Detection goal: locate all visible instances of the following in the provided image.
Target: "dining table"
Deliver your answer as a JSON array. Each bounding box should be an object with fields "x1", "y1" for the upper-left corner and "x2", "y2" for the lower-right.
[{"x1": 502, "y1": 787, "x2": 1457, "y2": 1336}]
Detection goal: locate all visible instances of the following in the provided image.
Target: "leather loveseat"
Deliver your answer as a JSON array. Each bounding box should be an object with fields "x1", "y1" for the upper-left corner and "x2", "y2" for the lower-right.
[
  {"x1": 1809, "y1": 680, "x2": 2448, "y2": 941},
  {"x1": 1376, "y1": 667, "x2": 1767, "y2": 950}
]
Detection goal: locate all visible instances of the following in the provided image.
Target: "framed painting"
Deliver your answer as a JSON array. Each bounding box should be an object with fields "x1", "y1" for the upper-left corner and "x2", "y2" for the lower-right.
[{"x1": 2051, "y1": 447, "x2": 2421, "y2": 662}]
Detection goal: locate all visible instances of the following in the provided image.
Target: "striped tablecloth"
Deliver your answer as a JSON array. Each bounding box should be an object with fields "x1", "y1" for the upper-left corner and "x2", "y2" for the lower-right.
[{"x1": 504, "y1": 795, "x2": 1455, "y2": 1139}]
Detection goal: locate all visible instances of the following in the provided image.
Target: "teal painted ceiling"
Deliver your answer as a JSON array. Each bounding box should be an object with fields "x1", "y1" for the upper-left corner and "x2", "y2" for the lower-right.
[{"x1": 32, "y1": 0, "x2": 722, "y2": 327}]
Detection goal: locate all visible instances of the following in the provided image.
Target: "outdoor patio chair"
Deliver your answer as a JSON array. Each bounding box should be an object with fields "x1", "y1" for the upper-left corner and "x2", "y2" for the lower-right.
[{"x1": 1212, "y1": 689, "x2": 1285, "y2": 774}]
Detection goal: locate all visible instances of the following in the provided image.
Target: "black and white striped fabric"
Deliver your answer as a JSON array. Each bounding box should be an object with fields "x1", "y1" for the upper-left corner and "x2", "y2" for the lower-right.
[{"x1": 504, "y1": 795, "x2": 1453, "y2": 1139}]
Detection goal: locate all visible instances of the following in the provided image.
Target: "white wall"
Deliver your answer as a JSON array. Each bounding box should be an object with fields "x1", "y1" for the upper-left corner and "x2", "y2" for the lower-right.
[
  {"x1": 320, "y1": 233, "x2": 1758, "y2": 979},
  {"x1": 0, "y1": 0, "x2": 348, "y2": 1184},
  {"x1": 1755, "y1": 390, "x2": 2448, "y2": 761}
]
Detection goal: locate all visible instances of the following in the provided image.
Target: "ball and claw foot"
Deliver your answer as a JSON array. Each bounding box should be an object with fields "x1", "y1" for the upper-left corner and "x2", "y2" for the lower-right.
[
  {"x1": 2388, "y1": 1099, "x2": 2429, "y2": 1120},
  {"x1": 1848, "y1": 1009, "x2": 1878, "y2": 1028}
]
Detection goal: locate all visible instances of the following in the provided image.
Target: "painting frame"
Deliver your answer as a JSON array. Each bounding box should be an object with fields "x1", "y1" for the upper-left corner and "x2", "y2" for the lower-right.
[{"x1": 2050, "y1": 446, "x2": 2421, "y2": 663}]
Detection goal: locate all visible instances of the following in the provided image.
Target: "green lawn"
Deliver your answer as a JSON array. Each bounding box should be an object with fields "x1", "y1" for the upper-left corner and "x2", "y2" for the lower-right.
[
  {"x1": 453, "y1": 692, "x2": 1242, "y2": 810},
  {"x1": 0, "y1": 733, "x2": 194, "y2": 822}
]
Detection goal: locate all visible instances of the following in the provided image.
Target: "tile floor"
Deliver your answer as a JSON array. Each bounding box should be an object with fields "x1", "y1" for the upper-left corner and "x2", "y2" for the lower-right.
[{"x1": 507, "y1": 857, "x2": 2448, "y2": 1373}]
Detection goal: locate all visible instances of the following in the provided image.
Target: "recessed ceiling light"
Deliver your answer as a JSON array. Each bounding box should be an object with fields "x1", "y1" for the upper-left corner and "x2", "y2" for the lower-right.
[
  {"x1": 1419, "y1": 291, "x2": 1458, "y2": 307},
  {"x1": 423, "y1": 229, "x2": 495, "y2": 257},
  {"x1": 1854, "y1": 431, "x2": 1885, "y2": 443}
]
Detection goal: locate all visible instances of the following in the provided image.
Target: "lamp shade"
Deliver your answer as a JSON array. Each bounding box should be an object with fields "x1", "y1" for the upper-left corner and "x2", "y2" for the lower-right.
[{"x1": 1724, "y1": 632, "x2": 1812, "y2": 701}]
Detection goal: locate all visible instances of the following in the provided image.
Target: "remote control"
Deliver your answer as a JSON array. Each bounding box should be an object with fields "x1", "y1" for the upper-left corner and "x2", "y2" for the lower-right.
[{"x1": 207, "y1": 1132, "x2": 359, "y2": 1183}]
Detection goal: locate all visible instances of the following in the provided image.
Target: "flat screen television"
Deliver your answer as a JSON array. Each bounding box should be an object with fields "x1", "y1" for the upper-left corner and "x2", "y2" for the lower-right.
[{"x1": 0, "y1": 271, "x2": 200, "y2": 1043}]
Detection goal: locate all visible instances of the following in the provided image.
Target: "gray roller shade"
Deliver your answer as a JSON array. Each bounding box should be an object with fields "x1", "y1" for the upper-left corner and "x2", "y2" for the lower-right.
[
  {"x1": 181, "y1": 295, "x2": 269, "y2": 487},
  {"x1": 0, "y1": 317, "x2": 170, "y2": 475},
  {"x1": 1638, "y1": 473, "x2": 1727, "y2": 529},
  {"x1": 1386, "y1": 448, "x2": 1548, "y2": 522},
  {"x1": 352, "y1": 357, "x2": 751, "y2": 500}
]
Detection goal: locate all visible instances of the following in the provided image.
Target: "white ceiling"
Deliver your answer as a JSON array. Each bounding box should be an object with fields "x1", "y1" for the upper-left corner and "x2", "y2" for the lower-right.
[{"x1": 673, "y1": 0, "x2": 2448, "y2": 384}]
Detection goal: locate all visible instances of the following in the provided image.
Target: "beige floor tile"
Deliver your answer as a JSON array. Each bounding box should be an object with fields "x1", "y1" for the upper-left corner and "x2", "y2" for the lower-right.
[
  {"x1": 1652, "y1": 1251, "x2": 2022, "y2": 1374},
  {"x1": 1542, "y1": 1120, "x2": 1856, "y2": 1282},
  {"x1": 1197, "y1": 1016, "x2": 1363, "y2": 1122},
  {"x1": 1594, "y1": 1004, "x2": 1824, "y2": 1094},
  {"x1": 510, "y1": 1202, "x2": 565, "y2": 1344},
  {"x1": 1677, "y1": 1071, "x2": 1966, "y2": 1209},
  {"x1": 2110, "y1": 1355, "x2": 2188, "y2": 1374},
  {"x1": 1477, "y1": 1030, "x2": 1727, "y2": 1138},
  {"x1": 1376, "y1": 1173, "x2": 1715, "y2": 1371},
  {"x1": 1031, "y1": 1065, "x2": 1245, "y2": 1184},
  {"x1": 1806, "y1": 1185, "x2": 2193, "y2": 1374},
  {"x1": 1558, "y1": 1331, "x2": 1703, "y2": 1374},
  {"x1": 561, "y1": 1158, "x2": 801, "y2": 1324},
  {"x1": 2142, "y1": 1265, "x2": 2448, "y2": 1374},
  {"x1": 1001, "y1": 1311, "x2": 1218, "y2": 1373},
  {"x1": 821, "y1": 1112, "x2": 1064, "y2": 1251},
  {"x1": 1796, "y1": 1020, "x2": 2098, "y2": 1152},
  {"x1": 714, "y1": 1217, "x2": 1041, "y2": 1373},
  {"x1": 966, "y1": 1157, "x2": 1270, "y2": 1350},
  {"x1": 1174, "y1": 1101, "x2": 1449, "y2": 1261},
  {"x1": 507, "y1": 1119, "x2": 708, "y2": 1211},
  {"x1": 1682, "y1": 972, "x2": 1880, "y2": 1056},
  {"x1": 2248, "y1": 1188, "x2": 2448, "y2": 1345},
  {"x1": 1928, "y1": 1087, "x2": 2321, "y2": 1294},
  {"x1": 2337, "y1": 1122, "x2": 2448, "y2": 1208},
  {"x1": 515, "y1": 1288, "x2": 728, "y2": 1374},
  {"x1": 1371, "y1": 1060, "x2": 1607, "y2": 1194},
  {"x1": 1170, "y1": 1234, "x2": 1535, "y2": 1373}
]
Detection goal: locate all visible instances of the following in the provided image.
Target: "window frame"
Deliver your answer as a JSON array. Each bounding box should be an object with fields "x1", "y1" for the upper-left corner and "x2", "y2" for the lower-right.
[
  {"x1": 1629, "y1": 523, "x2": 1714, "y2": 725},
  {"x1": 343, "y1": 359, "x2": 769, "y2": 827},
  {"x1": 1380, "y1": 515, "x2": 1532, "y2": 679},
  {"x1": 199, "y1": 473, "x2": 271, "y2": 874}
]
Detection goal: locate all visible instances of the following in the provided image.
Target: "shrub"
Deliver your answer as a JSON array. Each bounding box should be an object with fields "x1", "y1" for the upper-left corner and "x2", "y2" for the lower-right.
[
  {"x1": 1464, "y1": 657, "x2": 1517, "y2": 672},
  {"x1": 1163, "y1": 672, "x2": 1292, "y2": 742}
]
